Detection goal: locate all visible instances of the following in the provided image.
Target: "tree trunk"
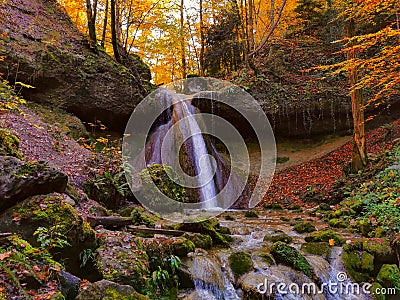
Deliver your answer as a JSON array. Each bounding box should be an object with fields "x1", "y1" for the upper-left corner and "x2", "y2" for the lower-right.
[
  {"x1": 110, "y1": 0, "x2": 121, "y2": 62},
  {"x1": 268, "y1": 0, "x2": 275, "y2": 60},
  {"x1": 101, "y1": 0, "x2": 109, "y2": 48},
  {"x1": 199, "y1": 0, "x2": 205, "y2": 76},
  {"x1": 86, "y1": 0, "x2": 98, "y2": 45},
  {"x1": 180, "y1": 0, "x2": 187, "y2": 79},
  {"x1": 248, "y1": 0, "x2": 254, "y2": 51},
  {"x1": 346, "y1": 20, "x2": 367, "y2": 172}
]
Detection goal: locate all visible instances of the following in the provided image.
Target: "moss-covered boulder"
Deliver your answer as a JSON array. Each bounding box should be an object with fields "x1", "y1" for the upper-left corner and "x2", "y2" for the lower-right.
[
  {"x1": 357, "y1": 218, "x2": 373, "y2": 236},
  {"x1": 183, "y1": 232, "x2": 213, "y2": 250},
  {"x1": 264, "y1": 233, "x2": 293, "y2": 244},
  {"x1": 0, "y1": 157, "x2": 68, "y2": 211},
  {"x1": 305, "y1": 229, "x2": 345, "y2": 245},
  {"x1": 342, "y1": 250, "x2": 374, "y2": 283},
  {"x1": 293, "y1": 221, "x2": 316, "y2": 233},
  {"x1": 128, "y1": 207, "x2": 160, "y2": 228},
  {"x1": 0, "y1": 193, "x2": 97, "y2": 279},
  {"x1": 173, "y1": 219, "x2": 232, "y2": 247},
  {"x1": 229, "y1": 252, "x2": 254, "y2": 279},
  {"x1": 328, "y1": 218, "x2": 349, "y2": 228},
  {"x1": 170, "y1": 237, "x2": 195, "y2": 257},
  {"x1": 0, "y1": 129, "x2": 23, "y2": 158},
  {"x1": 300, "y1": 242, "x2": 331, "y2": 259},
  {"x1": 370, "y1": 282, "x2": 386, "y2": 300},
  {"x1": 0, "y1": 235, "x2": 61, "y2": 298},
  {"x1": 376, "y1": 264, "x2": 400, "y2": 289},
  {"x1": 269, "y1": 242, "x2": 313, "y2": 278},
  {"x1": 95, "y1": 230, "x2": 149, "y2": 293},
  {"x1": 76, "y1": 280, "x2": 148, "y2": 300}
]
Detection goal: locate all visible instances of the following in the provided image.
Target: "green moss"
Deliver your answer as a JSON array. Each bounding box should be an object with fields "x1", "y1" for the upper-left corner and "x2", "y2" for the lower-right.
[
  {"x1": 104, "y1": 287, "x2": 148, "y2": 300},
  {"x1": 224, "y1": 215, "x2": 235, "y2": 221},
  {"x1": 270, "y1": 242, "x2": 313, "y2": 278},
  {"x1": 12, "y1": 161, "x2": 49, "y2": 178},
  {"x1": 183, "y1": 233, "x2": 213, "y2": 250},
  {"x1": 288, "y1": 205, "x2": 302, "y2": 210},
  {"x1": 244, "y1": 210, "x2": 258, "y2": 218},
  {"x1": 342, "y1": 251, "x2": 374, "y2": 283},
  {"x1": 300, "y1": 242, "x2": 331, "y2": 258},
  {"x1": 328, "y1": 218, "x2": 349, "y2": 228},
  {"x1": 65, "y1": 183, "x2": 81, "y2": 202},
  {"x1": 171, "y1": 237, "x2": 195, "y2": 256},
  {"x1": 305, "y1": 230, "x2": 345, "y2": 245},
  {"x1": 50, "y1": 292, "x2": 66, "y2": 300},
  {"x1": 0, "y1": 129, "x2": 23, "y2": 158},
  {"x1": 174, "y1": 219, "x2": 232, "y2": 247},
  {"x1": 318, "y1": 203, "x2": 331, "y2": 211},
  {"x1": 130, "y1": 207, "x2": 160, "y2": 228},
  {"x1": 264, "y1": 233, "x2": 293, "y2": 244},
  {"x1": 259, "y1": 253, "x2": 275, "y2": 265},
  {"x1": 376, "y1": 264, "x2": 400, "y2": 289},
  {"x1": 370, "y1": 282, "x2": 386, "y2": 300},
  {"x1": 293, "y1": 221, "x2": 316, "y2": 233},
  {"x1": 229, "y1": 252, "x2": 253, "y2": 278}
]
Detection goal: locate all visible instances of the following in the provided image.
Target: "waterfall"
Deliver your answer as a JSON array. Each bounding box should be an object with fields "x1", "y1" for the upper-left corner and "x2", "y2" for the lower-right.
[{"x1": 175, "y1": 100, "x2": 218, "y2": 209}]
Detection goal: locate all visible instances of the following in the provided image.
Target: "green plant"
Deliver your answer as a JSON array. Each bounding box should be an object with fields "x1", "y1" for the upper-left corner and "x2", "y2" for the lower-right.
[
  {"x1": 34, "y1": 225, "x2": 71, "y2": 249},
  {"x1": 149, "y1": 255, "x2": 181, "y2": 292},
  {"x1": 79, "y1": 248, "x2": 96, "y2": 268}
]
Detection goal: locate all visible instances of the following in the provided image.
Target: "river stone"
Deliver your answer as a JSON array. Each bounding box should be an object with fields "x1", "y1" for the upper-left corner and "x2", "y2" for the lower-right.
[
  {"x1": 0, "y1": 156, "x2": 68, "y2": 212},
  {"x1": 76, "y1": 279, "x2": 148, "y2": 300}
]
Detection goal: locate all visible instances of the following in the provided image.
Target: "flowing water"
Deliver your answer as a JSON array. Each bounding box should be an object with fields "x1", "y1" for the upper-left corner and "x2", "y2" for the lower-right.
[{"x1": 180, "y1": 210, "x2": 372, "y2": 300}]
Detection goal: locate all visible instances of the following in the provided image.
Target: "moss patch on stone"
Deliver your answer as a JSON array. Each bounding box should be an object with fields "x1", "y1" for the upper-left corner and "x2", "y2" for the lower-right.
[
  {"x1": 342, "y1": 250, "x2": 374, "y2": 283},
  {"x1": 328, "y1": 218, "x2": 349, "y2": 228},
  {"x1": 229, "y1": 252, "x2": 253, "y2": 278},
  {"x1": 182, "y1": 232, "x2": 213, "y2": 250},
  {"x1": 270, "y1": 241, "x2": 313, "y2": 278},
  {"x1": 300, "y1": 242, "x2": 331, "y2": 259},
  {"x1": 305, "y1": 230, "x2": 345, "y2": 245},
  {"x1": 293, "y1": 221, "x2": 316, "y2": 233},
  {"x1": 244, "y1": 211, "x2": 258, "y2": 218},
  {"x1": 0, "y1": 129, "x2": 23, "y2": 158},
  {"x1": 376, "y1": 264, "x2": 400, "y2": 289},
  {"x1": 264, "y1": 233, "x2": 293, "y2": 244}
]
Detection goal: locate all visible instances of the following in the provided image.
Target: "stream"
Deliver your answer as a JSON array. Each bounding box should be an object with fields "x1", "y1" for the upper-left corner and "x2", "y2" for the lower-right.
[{"x1": 178, "y1": 209, "x2": 372, "y2": 300}]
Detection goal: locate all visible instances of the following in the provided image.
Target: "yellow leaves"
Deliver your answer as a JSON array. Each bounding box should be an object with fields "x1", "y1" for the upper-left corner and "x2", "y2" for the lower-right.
[{"x1": 328, "y1": 239, "x2": 335, "y2": 246}]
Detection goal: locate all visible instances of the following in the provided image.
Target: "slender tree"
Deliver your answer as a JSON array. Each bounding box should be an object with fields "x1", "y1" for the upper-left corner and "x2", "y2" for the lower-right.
[
  {"x1": 101, "y1": 0, "x2": 109, "y2": 48},
  {"x1": 180, "y1": 0, "x2": 187, "y2": 79},
  {"x1": 110, "y1": 0, "x2": 121, "y2": 62},
  {"x1": 86, "y1": 0, "x2": 98, "y2": 45}
]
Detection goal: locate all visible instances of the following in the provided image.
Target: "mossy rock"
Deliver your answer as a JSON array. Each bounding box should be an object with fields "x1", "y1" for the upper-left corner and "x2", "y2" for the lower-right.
[
  {"x1": 0, "y1": 128, "x2": 23, "y2": 158},
  {"x1": 328, "y1": 218, "x2": 349, "y2": 228},
  {"x1": 182, "y1": 232, "x2": 213, "y2": 250},
  {"x1": 130, "y1": 207, "x2": 160, "y2": 228},
  {"x1": 318, "y1": 203, "x2": 331, "y2": 211},
  {"x1": 376, "y1": 264, "x2": 400, "y2": 289},
  {"x1": 75, "y1": 279, "x2": 149, "y2": 300},
  {"x1": 370, "y1": 282, "x2": 386, "y2": 300},
  {"x1": 95, "y1": 230, "x2": 149, "y2": 293},
  {"x1": 258, "y1": 253, "x2": 275, "y2": 265},
  {"x1": 224, "y1": 215, "x2": 235, "y2": 221},
  {"x1": 293, "y1": 221, "x2": 316, "y2": 233},
  {"x1": 244, "y1": 210, "x2": 258, "y2": 218},
  {"x1": 170, "y1": 237, "x2": 195, "y2": 257},
  {"x1": 174, "y1": 219, "x2": 232, "y2": 247},
  {"x1": 288, "y1": 204, "x2": 302, "y2": 210},
  {"x1": 269, "y1": 241, "x2": 313, "y2": 278},
  {"x1": 300, "y1": 242, "x2": 331, "y2": 259},
  {"x1": 305, "y1": 230, "x2": 345, "y2": 245},
  {"x1": 0, "y1": 193, "x2": 98, "y2": 280},
  {"x1": 264, "y1": 233, "x2": 293, "y2": 244},
  {"x1": 342, "y1": 251, "x2": 374, "y2": 283},
  {"x1": 229, "y1": 251, "x2": 253, "y2": 278},
  {"x1": 357, "y1": 218, "x2": 373, "y2": 236}
]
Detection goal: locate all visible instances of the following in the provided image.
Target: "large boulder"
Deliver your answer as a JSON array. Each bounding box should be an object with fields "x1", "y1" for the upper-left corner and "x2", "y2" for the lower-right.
[
  {"x1": 76, "y1": 280, "x2": 148, "y2": 300},
  {"x1": 0, "y1": 0, "x2": 152, "y2": 132},
  {"x1": 0, "y1": 156, "x2": 68, "y2": 211}
]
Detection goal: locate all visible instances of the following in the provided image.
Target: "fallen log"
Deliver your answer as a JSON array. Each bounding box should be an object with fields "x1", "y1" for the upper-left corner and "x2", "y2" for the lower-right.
[
  {"x1": 127, "y1": 225, "x2": 186, "y2": 237},
  {"x1": 86, "y1": 216, "x2": 133, "y2": 227}
]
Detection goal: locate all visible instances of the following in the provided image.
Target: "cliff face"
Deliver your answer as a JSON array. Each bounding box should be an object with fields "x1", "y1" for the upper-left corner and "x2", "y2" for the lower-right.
[{"x1": 0, "y1": 0, "x2": 152, "y2": 131}]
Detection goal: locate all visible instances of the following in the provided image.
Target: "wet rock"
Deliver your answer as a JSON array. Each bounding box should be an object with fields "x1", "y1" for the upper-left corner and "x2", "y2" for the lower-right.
[
  {"x1": 183, "y1": 232, "x2": 213, "y2": 250},
  {"x1": 94, "y1": 229, "x2": 149, "y2": 292},
  {"x1": 238, "y1": 272, "x2": 266, "y2": 299},
  {"x1": 171, "y1": 237, "x2": 196, "y2": 256},
  {"x1": 0, "y1": 157, "x2": 68, "y2": 211},
  {"x1": 270, "y1": 241, "x2": 313, "y2": 278},
  {"x1": 264, "y1": 233, "x2": 293, "y2": 244},
  {"x1": 76, "y1": 279, "x2": 148, "y2": 300},
  {"x1": 228, "y1": 251, "x2": 254, "y2": 279},
  {"x1": 58, "y1": 270, "x2": 80, "y2": 300},
  {"x1": 293, "y1": 221, "x2": 316, "y2": 233},
  {"x1": 301, "y1": 242, "x2": 331, "y2": 259},
  {"x1": 305, "y1": 229, "x2": 345, "y2": 245}
]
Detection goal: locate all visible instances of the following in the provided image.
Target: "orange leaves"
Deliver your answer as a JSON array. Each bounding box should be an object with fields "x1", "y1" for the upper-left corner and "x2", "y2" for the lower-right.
[{"x1": 0, "y1": 251, "x2": 12, "y2": 261}]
